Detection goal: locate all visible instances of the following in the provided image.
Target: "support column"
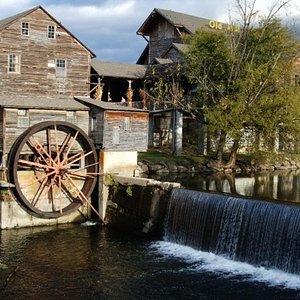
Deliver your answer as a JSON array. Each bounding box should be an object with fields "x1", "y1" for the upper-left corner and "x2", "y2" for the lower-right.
[{"x1": 172, "y1": 109, "x2": 183, "y2": 156}]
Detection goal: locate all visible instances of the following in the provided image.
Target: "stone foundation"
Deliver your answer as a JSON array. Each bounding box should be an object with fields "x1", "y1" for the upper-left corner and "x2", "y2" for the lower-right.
[{"x1": 105, "y1": 175, "x2": 180, "y2": 237}]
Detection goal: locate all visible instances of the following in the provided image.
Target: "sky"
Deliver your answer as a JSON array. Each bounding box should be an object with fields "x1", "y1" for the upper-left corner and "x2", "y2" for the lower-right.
[{"x1": 0, "y1": 0, "x2": 299, "y2": 64}]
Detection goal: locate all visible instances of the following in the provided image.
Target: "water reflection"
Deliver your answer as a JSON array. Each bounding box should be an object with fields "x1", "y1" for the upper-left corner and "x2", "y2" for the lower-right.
[
  {"x1": 149, "y1": 170, "x2": 300, "y2": 203},
  {"x1": 1, "y1": 225, "x2": 299, "y2": 299}
]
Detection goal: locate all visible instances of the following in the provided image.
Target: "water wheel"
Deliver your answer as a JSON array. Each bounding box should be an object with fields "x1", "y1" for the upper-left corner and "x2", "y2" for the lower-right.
[{"x1": 7, "y1": 121, "x2": 98, "y2": 219}]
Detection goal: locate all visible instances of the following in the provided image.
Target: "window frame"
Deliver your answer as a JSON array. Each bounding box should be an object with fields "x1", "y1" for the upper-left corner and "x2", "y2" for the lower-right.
[
  {"x1": 55, "y1": 59, "x2": 67, "y2": 78},
  {"x1": 48, "y1": 25, "x2": 56, "y2": 39},
  {"x1": 21, "y1": 22, "x2": 29, "y2": 36},
  {"x1": 8, "y1": 54, "x2": 21, "y2": 73}
]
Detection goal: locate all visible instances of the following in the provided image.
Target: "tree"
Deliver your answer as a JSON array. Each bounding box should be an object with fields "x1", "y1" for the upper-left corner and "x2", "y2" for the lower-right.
[{"x1": 182, "y1": 0, "x2": 300, "y2": 168}]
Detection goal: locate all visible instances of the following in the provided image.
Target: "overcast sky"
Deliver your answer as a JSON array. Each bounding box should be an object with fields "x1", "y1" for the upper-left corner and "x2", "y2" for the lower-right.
[{"x1": 0, "y1": 0, "x2": 299, "y2": 63}]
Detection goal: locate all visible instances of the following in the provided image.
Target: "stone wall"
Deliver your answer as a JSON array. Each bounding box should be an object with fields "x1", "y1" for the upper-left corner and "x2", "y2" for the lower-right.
[{"x1": 105, "y1": 175, "x2": 180, "y2": 237}]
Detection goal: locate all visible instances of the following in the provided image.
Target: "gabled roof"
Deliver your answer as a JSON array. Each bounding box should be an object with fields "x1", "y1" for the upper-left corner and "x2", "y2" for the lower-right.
[
  {"x1": 0, "y1": 5, "x2": 96, "y2": 58},
  {"x1": 0, "y1": 95, "x2": 89, "y2": 110},
  {"x1": 161, "y1": 42, "x2": 188, "y2": 61},
  {"x1": 136, "y1": 44, "x2": 149, "y2": 65},
  {"x1": 137, "y1": 8, "x2": 212, "y2": 36},
  {"x1": 0, "y1": 6, "x2": 38, "y2": 29},
  {"x1": 153, "y1": 58, "x2": 173, "y2": 64},
  {"x1": 91, "y1": 60, "x2": 148, "y2": 79},
  {"x1": 74, "y1": 96, "x2": 148, "y2": 113}
]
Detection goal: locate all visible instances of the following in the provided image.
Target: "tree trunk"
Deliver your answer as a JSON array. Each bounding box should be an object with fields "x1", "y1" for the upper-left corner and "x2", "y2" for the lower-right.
[
  {"x1": 226, "y1": 138, "x2": 240, "y2": 168},
  {"x1": 216, "y1": 130, "x2": 227, "y2": 162}
]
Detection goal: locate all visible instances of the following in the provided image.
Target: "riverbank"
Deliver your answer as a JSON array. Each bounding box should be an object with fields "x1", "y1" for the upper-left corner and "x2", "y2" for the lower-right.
[{"x1": 137, "y1": 150, "x2": 300, "y2": 176}]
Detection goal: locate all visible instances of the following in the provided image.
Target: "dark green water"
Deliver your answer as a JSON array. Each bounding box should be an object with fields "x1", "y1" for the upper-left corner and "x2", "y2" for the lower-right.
[
  {"x1": 150, "y1": 170, "x2": 300, "y2": 204},
  {"x1": 1, "y1": 224, "x2": 300, "y2": 299}
]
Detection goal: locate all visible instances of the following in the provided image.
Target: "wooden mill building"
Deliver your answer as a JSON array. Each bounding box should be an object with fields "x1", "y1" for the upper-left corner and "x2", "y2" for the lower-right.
[
  {"x1": 0, "y1": 5, "x2": 95, "y2": 97},
  {"x1": 0, "y1": 6, "x2": 149, "y2": 228}
]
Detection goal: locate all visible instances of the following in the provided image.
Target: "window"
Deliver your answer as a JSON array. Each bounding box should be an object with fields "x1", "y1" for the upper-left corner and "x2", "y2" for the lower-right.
[
  {"x1": 56, "y1": 59, "x2": 66, "y2": 77},
  {"x1": 48, "y1": 25, "x2": 55, "y2": 39},
  {"x1": 21, "y1": 22, "x2": 29, "y2": 36},
  {"x1": 8, "y1": 54, "x2": 21, "y2": 73},
  {"x1": 112, "y1": 126, "x2": 120, "y2": 145},
  {"x1": 124, "y1": 117, "x2": 131, "y2": 131},
  {"x1": 17, "y1": 109, "x2": 29, "y2": 127},
  {"x1": 91, "y1": 117, "x2": 97, "y2": 132},
  {"x1": 66, "y1": 111, "x2": 76, "y2": 123}
]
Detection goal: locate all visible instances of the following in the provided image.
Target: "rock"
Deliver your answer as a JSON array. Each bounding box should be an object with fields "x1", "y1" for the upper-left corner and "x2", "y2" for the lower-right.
[
  {"x1": 148, "y1": 164, "x2": 164, "y2": 172},
  {"x1": 137, "y1": 162, "x2": 149, "y2": 174},
  {"x1": 177, "y1": 166, "x2": 188, "y2": 173}
]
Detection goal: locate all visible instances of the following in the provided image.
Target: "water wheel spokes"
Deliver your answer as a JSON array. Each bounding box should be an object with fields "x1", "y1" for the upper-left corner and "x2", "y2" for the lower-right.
[{"x1": 7, "y1": 121, "x2": 99, "y2": 219}]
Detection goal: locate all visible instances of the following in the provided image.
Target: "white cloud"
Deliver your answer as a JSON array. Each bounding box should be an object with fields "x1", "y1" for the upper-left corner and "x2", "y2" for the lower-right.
[{"x1": 0, "y1": 0, "x2": 299, "y2": 63}]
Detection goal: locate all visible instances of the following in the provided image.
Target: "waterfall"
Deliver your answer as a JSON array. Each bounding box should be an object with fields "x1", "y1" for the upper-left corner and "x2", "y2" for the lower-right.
[{"x1": 164, "y1": 188, "x2": 300, "y2": 274}]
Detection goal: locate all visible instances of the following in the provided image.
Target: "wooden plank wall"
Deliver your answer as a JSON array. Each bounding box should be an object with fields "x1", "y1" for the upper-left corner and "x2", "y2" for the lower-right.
[
  {"x1": 90, "y1": 108, "x2": 104, "y2": 147},
  {"x1": 149, "y1": 19, "x2": 180, "y2": 63},
  {"x1": 102, "y1": 111, "x2": 148, "y2": 152},
  {"x1": 0, "y1": 8, "x2": 91, "y2": 96},
  {"x1": 3, "y1": 108, "x2": 89, "y2": 156}
]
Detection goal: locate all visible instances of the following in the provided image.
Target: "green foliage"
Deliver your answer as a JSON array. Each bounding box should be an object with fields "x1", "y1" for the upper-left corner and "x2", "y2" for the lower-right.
[
  {"x1": 104, "y1": 174, "x2": 119, "y2": 195},
  {"x1": 182, "y1": 2, "x2": 300, "y2": 160},
  {"x1": 145, "y1": 63, "x2": 186, "y2": 109},
  {"x1": 126, "y1": 186, "x2": 133, "y2": 197}
]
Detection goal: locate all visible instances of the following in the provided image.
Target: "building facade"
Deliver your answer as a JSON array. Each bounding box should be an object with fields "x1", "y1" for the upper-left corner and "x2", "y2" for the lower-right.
[{"x1": 0, "y1": 6, "x2": 95, "y2": 97}]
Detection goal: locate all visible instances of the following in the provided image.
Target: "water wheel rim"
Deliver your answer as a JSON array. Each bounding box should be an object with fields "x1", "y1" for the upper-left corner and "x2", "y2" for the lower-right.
[{"x1": 7, "y1": 121, "x2": 98, "y2": 219}]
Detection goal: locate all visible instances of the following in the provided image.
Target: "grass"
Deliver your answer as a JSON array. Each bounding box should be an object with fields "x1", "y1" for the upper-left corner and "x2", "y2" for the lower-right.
[{"x1": 138, "y1": 148, "x2": 208, "y2": 165}]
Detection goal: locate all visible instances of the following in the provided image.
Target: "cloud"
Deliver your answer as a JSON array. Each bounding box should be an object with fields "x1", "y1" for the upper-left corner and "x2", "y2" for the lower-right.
[{"x1": 0, "y1": 0, "x2": 299, "y2": 64}]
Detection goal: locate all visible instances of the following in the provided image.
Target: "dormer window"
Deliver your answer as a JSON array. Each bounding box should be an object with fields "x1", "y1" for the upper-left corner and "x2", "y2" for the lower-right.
[
  {"x1": 48, "y1": 25, "x2": 55, "y2": 39},
  {"x1": 21, "y1": 22, "x2": 29, "y2": 36}
]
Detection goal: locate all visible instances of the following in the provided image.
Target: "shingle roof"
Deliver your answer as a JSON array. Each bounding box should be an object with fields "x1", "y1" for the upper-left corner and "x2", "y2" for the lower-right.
[
  {"x1": 91, "y1": 60, "x2": 148, "y2": 79},
  {"x1": 137, "y1": 8, "x2": 212, "y2": 35},
  {"x1": 0, "y1": 95, "x2": 89, "y2": 110},
  {"x1": 0, "y1": 6, "x2": 95, "y2": 57},
  {"x1": 74, "y1": 96, "x2": 148, "y2": 112},
  {"x1": 0, "y1": 6, "x2": 38, "y2": 29},
  {"x1": 153, "y1": 58, "x2": 173, "y2": 64}
]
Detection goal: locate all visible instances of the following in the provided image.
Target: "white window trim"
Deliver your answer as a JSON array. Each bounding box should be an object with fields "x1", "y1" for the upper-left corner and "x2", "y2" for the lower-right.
[
  {"x1": 8, "y1": 54, "x2": 21, "y2": 73},
  {"x1": 48, "y1": 25, "x2": 56, "y2": 39},
  {"x1": 55, "y1": 59, "x2": 67, "y2": 78},
  {"x1": 21, "y1": 22, "x2": 29, "y2": 36}
]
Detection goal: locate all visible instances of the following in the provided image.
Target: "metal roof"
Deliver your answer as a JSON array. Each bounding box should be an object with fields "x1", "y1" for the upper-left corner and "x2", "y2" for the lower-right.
[
  {"x1": 74, "y1": 96, "x2": 148, "y2": 113},
  {"x1": 0, "y1": 95, "x2": 89, "y2": 110},
  {"x1": 0, "y1": 6, "x2": 96, "y2": 58},
  {"x1": 91, "y1": 60, "x2": 148, "y2": 79},
  {"x1": 137, "y1": 8, "x2": 212, "y2": 36}
]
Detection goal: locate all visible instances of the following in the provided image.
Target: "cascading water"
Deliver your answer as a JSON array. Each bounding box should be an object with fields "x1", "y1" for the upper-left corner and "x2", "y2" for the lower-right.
[{"x1": 164, "y1": 188, "x2": 300, "y2": 274}]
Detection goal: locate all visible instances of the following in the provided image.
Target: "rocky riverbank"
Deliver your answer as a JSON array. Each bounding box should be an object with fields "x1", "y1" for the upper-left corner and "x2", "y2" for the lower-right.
[{"x1": 136, "y1": 156, "x2": 300, "y2": 176}]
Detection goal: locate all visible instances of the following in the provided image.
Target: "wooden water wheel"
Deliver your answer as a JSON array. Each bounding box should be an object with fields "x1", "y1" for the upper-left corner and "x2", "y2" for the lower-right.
[{"x1": 7, "y1": 121, "x2": 98, "y2": 219}]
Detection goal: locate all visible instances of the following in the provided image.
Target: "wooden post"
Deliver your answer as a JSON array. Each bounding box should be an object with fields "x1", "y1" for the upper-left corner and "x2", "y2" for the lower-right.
[
  {"x1": 172, "y1": 109, "x2": 183, "y2": 156},
  {"x1": 127, "y1": 80, "x2": 133, "y2": 107}
]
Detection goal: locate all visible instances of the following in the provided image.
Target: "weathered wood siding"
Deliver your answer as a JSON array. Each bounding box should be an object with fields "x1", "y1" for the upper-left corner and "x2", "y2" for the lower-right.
[
  {"x1": 164, "y1": 47, "x2": 184, "y2": 63},
  {"x1": 0, "y1": 108, "x2": 4, "y2": 153},
  {"x1": 102, "y1": 111, "x2": 148, "y2": 152},
  {"x1": 90, "y1": 108, "x2": 104, "y2": 147},
  {"x1": 0, "y1": 8, "x2": 91, "y2": 96},
  {"x1": 148, "y1": 19, "x2": 180, "y2": 63},
  {"x1": 3, "y1": 108, "x2": 89, "y2": 157}
]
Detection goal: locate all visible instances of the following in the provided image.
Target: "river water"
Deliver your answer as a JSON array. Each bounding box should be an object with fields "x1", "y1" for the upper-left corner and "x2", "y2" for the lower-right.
[
  {"x1": 1, "y1": 171, "x2": 300, "y2": 299},
  {"x1": 0, "y1": 223, "x2": 299, "y2": 299}
]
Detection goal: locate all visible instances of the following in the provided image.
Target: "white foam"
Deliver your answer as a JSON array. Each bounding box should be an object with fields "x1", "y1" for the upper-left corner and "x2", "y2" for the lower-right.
[
  {"x1": 80, "y1": 220, "x2": 98, "y2": 226},
  {"x1": 150, "y1": 241, "x2": 300, "y2": 290}
]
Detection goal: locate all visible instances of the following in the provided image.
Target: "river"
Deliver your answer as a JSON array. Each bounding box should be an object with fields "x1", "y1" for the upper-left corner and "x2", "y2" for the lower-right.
[
  {"x1": 1, "y1": 170, "x2": 300, "y2": 299},
  {"x1": 0, "y1": 223, "x2": 299, "y2": 299}
]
